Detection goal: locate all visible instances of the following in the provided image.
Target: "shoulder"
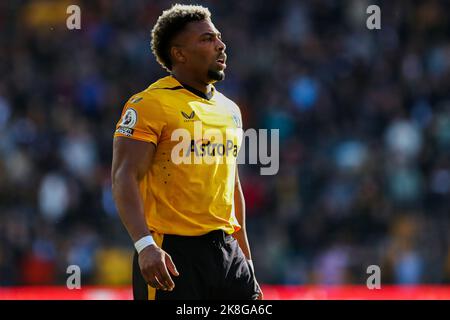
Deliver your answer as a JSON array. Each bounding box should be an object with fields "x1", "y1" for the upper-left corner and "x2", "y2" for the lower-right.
[
  {"x1": 120, "y1": 93, "x2": 164, "y2": 125},
  {"x1": 215, "y1": 90, "x2": 241, "y2": 115},
  {"x1": 122, "y1": 78, "x2": 177, "y2": 117},
  {"x1": 214, "y1": 90, "x2": 243, "y2": 128},
  {"x1": 125, "y1": 90, "x2": 162, "y2": 108},
  {"x1": 125, "y1": 75, "x2": 179, "y2": 106}
]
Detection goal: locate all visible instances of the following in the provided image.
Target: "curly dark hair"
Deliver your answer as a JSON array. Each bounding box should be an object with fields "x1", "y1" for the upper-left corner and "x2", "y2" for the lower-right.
[{"x1": 151, "y1": 4, "x2": 211, "y2": 72}]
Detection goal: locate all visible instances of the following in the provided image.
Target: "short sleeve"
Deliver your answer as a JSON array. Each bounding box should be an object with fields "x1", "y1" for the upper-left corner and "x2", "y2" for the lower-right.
[{"x1": 114, "y1": 93, "x2": 166, "y2": 145}]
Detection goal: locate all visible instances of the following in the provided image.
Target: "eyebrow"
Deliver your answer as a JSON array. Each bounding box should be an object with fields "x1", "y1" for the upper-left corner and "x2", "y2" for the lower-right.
[{"x1": 200, "y1": 32, "x2": 222, "y2": 38}]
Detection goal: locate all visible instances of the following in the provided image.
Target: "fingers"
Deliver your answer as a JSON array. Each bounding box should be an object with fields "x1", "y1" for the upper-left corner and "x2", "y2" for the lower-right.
[
  {"x1": 165, "y1": 254, "x2": 179, "y2": 277},
  {"x1": 141, "y1": 265, "x2": 167, "y2": 291},
  {"x1": 147, "y1": 274, "x2": 164, "y2": 291},
  {"x1": 145, "y1": 268, "x2": 172, "y2": 291},
  {"x1": 255, "y1": 281, "x2": 263, "y2": 300},
  {"x1": 143, "y1": 263, "x2": 175, "y2": 291},
  {"x1": 258, "y1": 291, "x2": 264, "y2": 300},
  {"x1": 139, "y1": 249, "x2": 178, "y2": 291},
  {"x1": 157, "y1": 260, "x2": 175, "y2": 291}
]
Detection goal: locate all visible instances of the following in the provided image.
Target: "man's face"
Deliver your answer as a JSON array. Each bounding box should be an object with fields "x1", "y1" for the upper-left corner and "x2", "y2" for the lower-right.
[{"x1": 173, "y1": 19, "x2": 227, "y2": 83}]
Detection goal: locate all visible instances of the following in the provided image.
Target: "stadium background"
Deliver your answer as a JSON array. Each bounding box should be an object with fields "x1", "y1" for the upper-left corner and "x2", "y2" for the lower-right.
[{"x1": 1, "y1": 0, "x2": 450, "y2": 299}]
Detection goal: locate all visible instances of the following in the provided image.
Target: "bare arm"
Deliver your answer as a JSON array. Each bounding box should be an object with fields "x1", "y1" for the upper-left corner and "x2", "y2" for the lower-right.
[
  {"x1": 111, "y1": 137, "x2": 178, "y2": 291},
  {"x1": 233, "y1": 166, "x2": 263, "y2": 299},
  {"x1": 233, "y1": 166, "x2": 252, "y2": 260},
  {"x1": 111, "y1": 137, "x2": 155, "y2": 242}
]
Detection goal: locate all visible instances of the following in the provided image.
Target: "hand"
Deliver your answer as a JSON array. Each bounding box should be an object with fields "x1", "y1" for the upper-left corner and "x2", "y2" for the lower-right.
[
  {"x1": 247, "y1": 259, "x2": 263, "y2": 300},
  {"x1": 138, "y1": 244, "x2": 179, "y2": 291},
  {"x1": 255, "y1": 279, "x2": 264, "y2": 300}
]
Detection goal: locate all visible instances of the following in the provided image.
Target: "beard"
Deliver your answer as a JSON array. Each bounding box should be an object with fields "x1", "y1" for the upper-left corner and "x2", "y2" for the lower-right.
[{"x1": 207, "y1": 69, "x2": 225, "y2": 82}]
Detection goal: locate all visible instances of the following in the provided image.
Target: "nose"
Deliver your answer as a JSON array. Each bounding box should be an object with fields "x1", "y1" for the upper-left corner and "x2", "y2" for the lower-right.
[{"x1": 217, "y1": 38, "x2": 226, "y2": 52}]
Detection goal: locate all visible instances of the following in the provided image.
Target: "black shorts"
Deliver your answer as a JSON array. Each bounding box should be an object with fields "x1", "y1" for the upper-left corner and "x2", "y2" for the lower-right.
[{"x1": 132, "y1": 230, "x2": 261, "y2": 300}]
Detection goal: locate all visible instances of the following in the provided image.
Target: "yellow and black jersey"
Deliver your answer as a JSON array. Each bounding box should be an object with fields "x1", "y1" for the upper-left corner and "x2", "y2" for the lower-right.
[{"x1": 114, "y1": 75, "x2": 243, "y2": 236}]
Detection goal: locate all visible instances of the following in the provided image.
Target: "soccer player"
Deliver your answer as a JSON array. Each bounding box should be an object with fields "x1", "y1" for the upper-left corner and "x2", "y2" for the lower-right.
[{"x1": 111, "y1": 4, "x2": 263, "y2": 300}]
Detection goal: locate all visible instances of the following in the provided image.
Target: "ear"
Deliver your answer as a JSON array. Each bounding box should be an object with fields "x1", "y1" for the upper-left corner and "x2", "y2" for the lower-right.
[{"x1": 171, "y1": 46, "x2": 186, "y2": 65}]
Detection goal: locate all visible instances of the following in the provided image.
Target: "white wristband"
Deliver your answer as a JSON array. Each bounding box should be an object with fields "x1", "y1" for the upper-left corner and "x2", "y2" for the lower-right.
[{"x1": 135, "y1": 235, "x2": 156, "y2": 254}]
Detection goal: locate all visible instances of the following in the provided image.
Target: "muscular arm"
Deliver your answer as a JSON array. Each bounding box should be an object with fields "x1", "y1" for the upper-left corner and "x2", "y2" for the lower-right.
[
  {"x1": 233, "y1": 166, "x2": 263, "y2": 299},
  {"x1": 111, "y1": 137, "x2": 178, "y2": 291},
  {"x1": 111, "y1": 137, "x2": 155, "y2": 242},
  {"x1": 233, "y1": 166, "x2": 252, "y2": 260}
]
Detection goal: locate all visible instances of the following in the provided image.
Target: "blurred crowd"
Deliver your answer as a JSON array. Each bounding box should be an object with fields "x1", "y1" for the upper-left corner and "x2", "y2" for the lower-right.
[{"x1": 1, "y1": 0, "x2": 450, "y2": 287}]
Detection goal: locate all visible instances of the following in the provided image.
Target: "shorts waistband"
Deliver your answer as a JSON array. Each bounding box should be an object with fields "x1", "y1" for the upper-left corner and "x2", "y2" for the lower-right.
[{"x1": 164, "y1": 230, "x2": 234, "y2": 244}]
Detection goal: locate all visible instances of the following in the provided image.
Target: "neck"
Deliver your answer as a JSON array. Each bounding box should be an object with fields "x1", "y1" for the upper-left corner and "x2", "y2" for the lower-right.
[{"x1": 171, "y1": 70, "x2": 212, "y2": 95}]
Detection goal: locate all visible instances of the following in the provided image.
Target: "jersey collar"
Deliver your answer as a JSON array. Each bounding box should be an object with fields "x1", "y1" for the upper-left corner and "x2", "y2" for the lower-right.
[{"x1": 169, "y1": 75, "x2": 215, "y2": 101}]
